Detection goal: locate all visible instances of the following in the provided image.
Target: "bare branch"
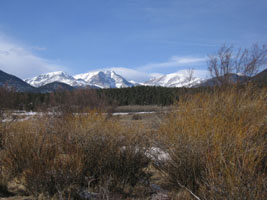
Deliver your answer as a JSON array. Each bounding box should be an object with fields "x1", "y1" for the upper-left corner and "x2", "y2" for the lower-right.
[
  {"x1": 207, "y1": 43, "x2": 267, "y2": 86},
  {"x1": 185, "y1": 68, "x2": 195, "y2": 83}
]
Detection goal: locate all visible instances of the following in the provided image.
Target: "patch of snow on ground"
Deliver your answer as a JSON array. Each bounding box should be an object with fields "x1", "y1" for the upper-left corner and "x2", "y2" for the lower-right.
[{"x1": 146, "y1": 147, "x2": 170, "y2": 161}]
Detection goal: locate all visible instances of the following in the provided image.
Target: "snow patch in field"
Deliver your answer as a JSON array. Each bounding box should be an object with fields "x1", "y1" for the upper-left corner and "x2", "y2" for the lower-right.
[
  {"x1": 146, "y1": 147, "x2": 170, "y2": 161},
  {"x1": 112, "y1": 111, "x2": 156, "y2": 116}
]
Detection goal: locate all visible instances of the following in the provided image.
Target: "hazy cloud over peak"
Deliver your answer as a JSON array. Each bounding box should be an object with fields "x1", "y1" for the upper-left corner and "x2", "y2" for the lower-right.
[
  {"x1": 138, "y1": 56, "x2": 206, "y2": 71},
  {"x1": 0, "y1": 35, "x2": 67, "y2": 79}
]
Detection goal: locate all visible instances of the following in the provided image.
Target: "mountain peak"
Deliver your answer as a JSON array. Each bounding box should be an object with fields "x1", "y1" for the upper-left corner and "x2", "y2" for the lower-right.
[
  {"x1": 145, "y1": 72, "x2": 203, "y2": 88},
  {"x1": 45, "y1": 71, "x2": 67, "y2": 76},
  {"x1": 0, "y1": 70, "x2": 36, "y2": 92},
  {"x1": 25, "y1": 71, "x2": 86, "y2": 87},
  {"x1": 25, "y1": 70, "x2": 133, "y2": 88},
  {"x1": 3, "y1": 68, "x2": 265, "y2": 92},
  {"x1": 74, "y1": 70, "x2": 133, "y2": 88}
]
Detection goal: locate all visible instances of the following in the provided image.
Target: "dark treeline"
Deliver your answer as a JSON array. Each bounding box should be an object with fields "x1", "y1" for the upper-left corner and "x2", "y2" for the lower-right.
[
  {"x1": 98, "y1": 86, "x2": 209, "y2": 106},
  {"x1": 0, "y1": 87, "x2": 107, "y2": 112},
  {"x1": 0, "y1": 86, "x2": 211, "y2": 111},
  {"x1": 2, "y1": 84, "x2": 262, "y2": 111}
]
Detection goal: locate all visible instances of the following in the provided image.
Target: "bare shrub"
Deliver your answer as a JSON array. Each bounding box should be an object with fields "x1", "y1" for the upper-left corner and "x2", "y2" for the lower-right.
[
  {"x1": 0, "y1": 88, "x2": 16, "y2": 197},
  {"x1": 208, "y1": 44, "x2": 267, "y2": 86},
  {"x1": 132, "y1": 114, "x2": 142, "y2": 120},
  {"x1": 64, "y1": 112, "x2": 152, "y2": 195},
  {"x1": 1, "y1": 116, "x2": 83, "y2": 198},
  {"x1": 0, "y1": 111, "x2": 152, "y2": 198},
  {"x1": 48, "y1": 88, "x2": 110, "y2": 114},
  {"x1": 157, "y1": 85, "x2": 267, "y2": 199}
]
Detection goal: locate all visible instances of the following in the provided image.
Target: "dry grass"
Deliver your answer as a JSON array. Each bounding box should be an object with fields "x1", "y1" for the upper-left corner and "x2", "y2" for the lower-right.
[
  {"x1": 114, "y1": 105, "x2": 173, "y2": 113},
  {"x1": 0, "y1": 85, "x2": 266, "y2": 199},
  {"x1": 157, "y1": 86, "x2": 267, "y2": 199},
  {"x1": 0, "y1": 111, "x2": 152, "y2": 199}
]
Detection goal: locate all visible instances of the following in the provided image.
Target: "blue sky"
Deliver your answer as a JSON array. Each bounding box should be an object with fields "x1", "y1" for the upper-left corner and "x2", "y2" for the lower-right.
[{"x1": 0, "y1": 0, "x2": 266, "y2": 81}]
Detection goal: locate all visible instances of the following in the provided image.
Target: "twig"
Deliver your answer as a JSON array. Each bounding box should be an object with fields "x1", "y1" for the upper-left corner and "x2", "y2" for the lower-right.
[{"x1": 176, "y1": 181, "x2": 201, "y2": 200}]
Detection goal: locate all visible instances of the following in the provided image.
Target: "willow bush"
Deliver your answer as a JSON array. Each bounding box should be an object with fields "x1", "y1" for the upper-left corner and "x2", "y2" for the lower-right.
[
  {"x1": 0, "y1": 111, "x2": 152, "y2": 199},
  {"x1": 157, "y1": 85, "x2": 267, "y2": 199}
]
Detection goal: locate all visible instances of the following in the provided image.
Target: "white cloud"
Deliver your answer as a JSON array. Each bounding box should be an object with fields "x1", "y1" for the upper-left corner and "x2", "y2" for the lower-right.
[
  {"x1": 30, "y1": 46, "x2": 47, "y2": 51},
  {"x1": 138, "y1": 56, "x2": 206, "y2": 71},
  {"x1": 95, "y1": 67, "x2": 209, "y2": 83},
  {"x1": 149, "y1": 73, "x2": 164, "y2": 79},
  {"x1": 0, "y1": 33, "x2": 209, "y2": 83},
  {"x1": 0, "y1": 35, "x2": 67, "y2": 79},
  {"x1": 94, "y1": 56, "x2": 208, "y2": 82}
]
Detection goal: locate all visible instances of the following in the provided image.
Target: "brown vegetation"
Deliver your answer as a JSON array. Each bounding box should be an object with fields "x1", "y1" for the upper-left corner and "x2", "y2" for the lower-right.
[
  {"x1": 0, "y1": 84, "x2": 266, "y2": 199},
  {"x1": 0, "y1": 112, "x2": 152, "y2": 199},
  {"x1": 157, "y1": 85, "x2": 267, "y2": 199}
]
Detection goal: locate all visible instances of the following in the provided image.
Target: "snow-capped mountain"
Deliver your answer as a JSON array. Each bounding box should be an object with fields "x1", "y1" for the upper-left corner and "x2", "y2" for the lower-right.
[
  {"x1": 37, "y1": 82, "x2": 74, "y2": 93},
  {"x1": 74, "y1": 70, "x2": 134, "y2": 88},
  {"x1": 25, "y1": 70, "x2": 203, "y2": 89},
  {"x1": 4, "y1": 68, "x2": 267, "y2": 93},
  {"x1": 25, "y1": 70, "x2": 134, "y2": 89},
  {"x1": 129, "y1": 80, "x2": 142, "y2": 86},
  {"x1": 144, "y1": 72, "x2": 203, "y2": 87},
  {"x1": 24, "y1": 71, "x2": 87, "y2": 87}
]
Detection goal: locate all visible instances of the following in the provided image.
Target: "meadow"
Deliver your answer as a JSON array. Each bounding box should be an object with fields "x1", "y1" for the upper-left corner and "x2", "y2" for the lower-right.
[{"x1": 0, "y1": 85, "x2": 266, "y2": 199}]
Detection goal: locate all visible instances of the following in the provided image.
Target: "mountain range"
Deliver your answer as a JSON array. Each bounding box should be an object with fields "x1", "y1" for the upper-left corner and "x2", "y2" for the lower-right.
[
  {"x1": 0, "y1": 69, "x2": 36, "y2": 92},
  {"x1": 197, "y1": 73, "x2": 249, "y2": 87},
  {"x1": 251, "y1": 68, "x2": 267, "y2": 85},
  {"x1": 24, "y1": 71, "x2": 88, "y2": 88},
  {"x1": 24, "y1": 70, "x2": 203, "y2": 89},
  {"x1": 25, "y1": 70, "x2": 134, "y2": 89},
  {"x1": 0, "y1": 68, "x2": 266, "y2": 93},
  {"x1": 144, "y1": 72, "x2": 202, "y2": 87}
]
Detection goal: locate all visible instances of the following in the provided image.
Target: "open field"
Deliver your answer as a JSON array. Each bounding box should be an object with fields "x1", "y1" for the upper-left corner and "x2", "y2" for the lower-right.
[
  {"x1": 114, "y1": 105, "x2": 175, "y2": 113},
  {"x1": 0, "y1": 86, "x2": 266, "y2": 200}
]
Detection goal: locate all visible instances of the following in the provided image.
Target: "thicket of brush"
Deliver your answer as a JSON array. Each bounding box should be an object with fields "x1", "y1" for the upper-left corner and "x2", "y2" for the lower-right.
[
  {"x1": 157, "y1": 85, "x2": 267, "y2": 199},
  {"x1": 0, "y1": 85, "x2": 266, "y2": 199},
  {"x1": 0, "y1": 111, "x2": 152, "y2": 199}
]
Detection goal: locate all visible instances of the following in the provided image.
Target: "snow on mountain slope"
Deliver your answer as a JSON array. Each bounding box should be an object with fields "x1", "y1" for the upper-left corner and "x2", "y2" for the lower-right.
[
  {"x1": 129, "y1": 80, "x2": 142, "y2": 86},
  {"x1": 144, "y1": 72, "x2": 203, "y2": 87},
  {"x1": 74, "y1": 71, "x2": 99, "y2": 82},
  {"x1": 25, "y1": 71, "x2": 87, "y2": 87},
  {"x1": 25, "y1": 70, "x2": 204, "y2": 89},
  {"x1": 74, "y1": 70, "x2": 134, "y2": 88}
]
